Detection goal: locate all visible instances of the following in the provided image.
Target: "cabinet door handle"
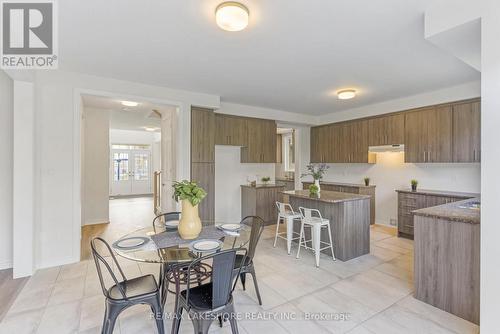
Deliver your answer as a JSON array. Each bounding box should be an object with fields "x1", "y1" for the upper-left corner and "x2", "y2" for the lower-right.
[{"x1": 473, "y1": 149, "x2": 476, "y2": 161}]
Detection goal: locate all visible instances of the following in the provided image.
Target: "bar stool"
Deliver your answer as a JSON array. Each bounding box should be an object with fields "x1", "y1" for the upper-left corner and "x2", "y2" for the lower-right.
[
  {"x1": 274, "y1": 202, "x2": 302, "y2": 255},
  {"x1": 296, "y1": 207, "x2": 336, "y2": 267}
]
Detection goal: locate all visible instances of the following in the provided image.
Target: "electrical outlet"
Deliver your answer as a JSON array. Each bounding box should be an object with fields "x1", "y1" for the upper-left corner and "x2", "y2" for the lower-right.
[{"x1": 389, "y1": 218, "x2": 397, "y2": 226}]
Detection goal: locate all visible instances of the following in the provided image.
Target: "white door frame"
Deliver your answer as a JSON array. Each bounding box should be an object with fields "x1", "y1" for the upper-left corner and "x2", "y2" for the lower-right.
[{"x1": 72, "y1": 88, "x2": 185, "y2": 263}]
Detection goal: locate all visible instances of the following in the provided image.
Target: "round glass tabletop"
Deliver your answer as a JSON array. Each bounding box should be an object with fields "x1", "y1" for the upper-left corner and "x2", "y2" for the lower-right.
[{"x1": 112, "y1": 223, "x2": 251, "y2": 264}]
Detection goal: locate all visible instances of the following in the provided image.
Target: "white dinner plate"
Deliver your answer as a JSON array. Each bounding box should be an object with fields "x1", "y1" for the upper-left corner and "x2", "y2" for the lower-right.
[
  {"x1": 219, "y1": 224, "x2": 242, "y2": 232},
  {"x1": 189, "y1": 239, "x2": 223, "y2": 252},
  {"x1": 113, "y1": 237, "x2": 149, "y2": 249},
  {"x1": 165, "y1": 220, "x2": 179, "y2": 228}
]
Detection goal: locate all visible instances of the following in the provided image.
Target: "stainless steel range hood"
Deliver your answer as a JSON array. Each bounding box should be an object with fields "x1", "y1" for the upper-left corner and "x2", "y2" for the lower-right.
[{"x1": 368, "y1": 144, "x2": 404, "y2": 153}]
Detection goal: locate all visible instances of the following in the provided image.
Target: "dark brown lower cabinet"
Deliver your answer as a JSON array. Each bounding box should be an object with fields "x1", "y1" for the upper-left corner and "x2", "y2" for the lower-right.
[
  {"x1": 241, "y1": 185, "x2": 285, "y2": 225},
  {"x1": 191, "y1": 163, "x2": 215, "y2": 224},
  {"x1": 396, "y1": 190, "x2": 478, "y2": 239}
]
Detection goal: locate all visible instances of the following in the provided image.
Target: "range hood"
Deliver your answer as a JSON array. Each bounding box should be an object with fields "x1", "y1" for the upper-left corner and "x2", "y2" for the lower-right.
[{"x1": 368, "y1": 144, "x2": 404, "y2": 153}]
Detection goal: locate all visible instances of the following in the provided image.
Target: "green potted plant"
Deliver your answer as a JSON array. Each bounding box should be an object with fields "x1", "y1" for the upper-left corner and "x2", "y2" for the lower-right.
[
  {"x1": 411, "y1": 179, "x2": 418, "y2": 192},
  {"x1": 364, "y1": 177, "x2": 370, "y2": 186},
  {"x1": 172, "y1": 180, "x2": 207, "y2": 239},
  {"x1": 261, "y1": 176, "x2": 271, "y2": 185},
  {"x1": 301, "y1": 163, "x2": 329, "y2": 193},
  {"x1": 309, "y1": 183, "x2": 319, "y2": 196}
]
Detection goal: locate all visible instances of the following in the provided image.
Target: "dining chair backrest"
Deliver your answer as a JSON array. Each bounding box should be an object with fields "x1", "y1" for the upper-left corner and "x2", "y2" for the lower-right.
[
  {"x1": 153, "y1": 211, "x2": 181, "y2": 232},
  {"x1": 240, "y1": 216, "x2": 265, "y2": 261},
  {"x1": 299, "y1": 207, "x2": 323, "y2": 221},
  {"x1": 90, "y1": 237, "x2": 127, "y2": 300},
  {"x1": 185, "y1": 248, "x2": 247, "y2": 309},
  {"x1": 276, "y1": 201, "x2": 296, "y2": 217}
]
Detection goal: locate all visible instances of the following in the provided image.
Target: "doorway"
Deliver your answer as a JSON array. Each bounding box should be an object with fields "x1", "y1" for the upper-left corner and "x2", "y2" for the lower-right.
[{"x1": 110, "y1": 144, "x2": 152, "y2": 196}]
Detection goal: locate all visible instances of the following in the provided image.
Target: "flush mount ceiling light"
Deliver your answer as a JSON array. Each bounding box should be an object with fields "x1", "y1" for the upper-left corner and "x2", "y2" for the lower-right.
[
  {"x1": 144, "y1": 127, "x2": 158, "y2": 132},
  {"x1": 337, "y1": 89, "x2": 356, "y2": 100},
  {"x1": 215, "y1": 2, "x2": 249, "y2": 31},
  {"x1": 121, "y1": 101, "x2": 139, "y2": 107}
]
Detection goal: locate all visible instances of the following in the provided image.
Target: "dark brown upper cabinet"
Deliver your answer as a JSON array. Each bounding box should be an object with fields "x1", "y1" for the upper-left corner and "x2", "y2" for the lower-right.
[
  {"x1": 241, "y1": 118, "x2": 277, "y2": 163},
  {"x1": 368, "y1": 114, "x2": 405, "y2": 146},
  {"x1": 191, "y1": 107, "x2": 215, "y2": 163},
  {"x1": 214, "y1": 114, "x2": 247, "y2": 146},
  {"x1": 453, "y1": 101, "x2": 481, "y2": 162},
  {"x1": 405, "y1": 106, "x2": 453, "y2": 163}
]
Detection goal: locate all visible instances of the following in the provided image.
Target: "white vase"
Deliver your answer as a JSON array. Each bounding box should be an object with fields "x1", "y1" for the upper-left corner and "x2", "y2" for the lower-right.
[
  {"x1": 178, "y1": 200, "x2": 202, "y2": 240},
  {"x1": 314, "y1": 179, "x2": 321, "y2": 193}
]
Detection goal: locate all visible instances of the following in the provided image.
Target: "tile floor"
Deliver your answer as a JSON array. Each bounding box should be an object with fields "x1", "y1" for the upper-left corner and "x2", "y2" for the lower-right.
[{"x1": 0, "y1": 224, "x2": 479, "y2": 334}]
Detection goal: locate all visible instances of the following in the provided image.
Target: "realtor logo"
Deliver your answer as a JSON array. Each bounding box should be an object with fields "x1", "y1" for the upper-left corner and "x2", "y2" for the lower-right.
[{"x1": 1, "y1": 0, "x2": 57, "y2": 69}]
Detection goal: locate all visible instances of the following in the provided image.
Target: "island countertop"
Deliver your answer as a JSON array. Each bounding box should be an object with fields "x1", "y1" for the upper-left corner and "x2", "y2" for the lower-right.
[
  {"x1": 283, "y1": 190, "x2": 370, "y2": 203},
  {"x1": 241, "y1": 184, "x2": 285, "y2": 189},
  {"x1": 396, "y1": 188, "x2": 479, "y2": 198},
  {"x1": 412, "y1": 198, "x2": 480, "y2": 224},
  {"x1": 302, "y1": 180, "x2": 376, "y2": 188}
]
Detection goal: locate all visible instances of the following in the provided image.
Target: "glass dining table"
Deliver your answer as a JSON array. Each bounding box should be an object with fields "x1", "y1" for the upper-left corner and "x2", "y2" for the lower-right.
[{"x1": 111, "y1": 222, "x2": 251, "y2": 326}]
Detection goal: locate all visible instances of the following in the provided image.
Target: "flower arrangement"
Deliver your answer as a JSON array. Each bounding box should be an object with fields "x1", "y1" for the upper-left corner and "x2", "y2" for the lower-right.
[
  {"x1": 309, "y1": 183, "x2": 319, "y2": 196},
  {"x1": 301, "y1": 163, "x2": 329, "y2": 181},
  {"x1": 411, "y1": 179, "x2": 418, "y2": 192},
  {"x1": 261, "y1": 176, "x2": 271, "y2": 184},
  {"x1": 364, "y1": 177, "x2": 370, "y2": 186}
]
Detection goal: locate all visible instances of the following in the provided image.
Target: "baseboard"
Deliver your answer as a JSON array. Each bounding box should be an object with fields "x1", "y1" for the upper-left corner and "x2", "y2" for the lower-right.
[
  {"x1": 0, "y1": 260, "x2": 12, "y2": 270},
  {"x1": 83, "y1": 219, "x2": 110, "y2": 226}
]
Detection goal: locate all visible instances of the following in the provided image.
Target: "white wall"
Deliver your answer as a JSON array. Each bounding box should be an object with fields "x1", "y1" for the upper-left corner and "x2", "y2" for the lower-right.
[
  {"x1": 217, "y1": 102, "x2": 316, "y2": 125},
  {"x1": 82, "y1": 108, "x2": 110, "y2": 225},
  {"x1": 215, "y1": 146, "x2": 275, "y2": 223},
  {"x1": 30, "y1": 70, "x2": 219, "y2": 269},
  {"x1": 318, "y1": 153, "x2": 480, "y2": 225},
  {"x1": 0, "y1": 70, "x2": 13, "y2": 269}
]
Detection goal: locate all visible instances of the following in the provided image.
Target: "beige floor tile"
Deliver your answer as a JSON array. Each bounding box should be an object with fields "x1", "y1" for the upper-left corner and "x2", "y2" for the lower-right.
[
  {"x1": 373, "y1": 254, "x2": 413, "y2": 283},
  {"x1": 7, "y1": 282, "x2": 55, "y2": 314},
  {"x1": 376, "y1": 236, "x2": 413, "y2": 251},
  {"x1": 321, "y1": 254, "x2": 384, "y2": 279},
  {"x1": 48, "y1": 276, "x2": 86, "y2": 306},
  {"x1": 118, "y1": 310, "x2": 158, "y2": 334},
  {"x1": 361, "y1": 304, "x2": 456, "y2": 334},
  {"x1": 239, "y1": 318, "x2": 289, "y2": 334},
  {"x1": 0, "y1": 307, "x2": 45, "y2": 334},
  {"x1": 331, "y1": 270, "x2": 412, "y2": 312},
  {"x1": 396, "y1": 295, "x2": 479, "y2": 334},
  {"x1": 369, "y1": 245, "x2": 401, "y2": 262},
  {"x1": 57, "y1": 261, "x2": 89, "y2": 281},
  {"x1": 370, "y1": 231, "x2": 393, "y2": 242},
  {"x1": 346, "y1": 325, "x2": 375, "y2": 334},
  {"x1": 36, "y1": 300, "x2": 82, "y2": 334},
  {"x1": 22, "y1": 266, "x2": 61, "y2": 292},
  {"x1": 79, "y1": 295, "x2": 106, "y2": 332}
]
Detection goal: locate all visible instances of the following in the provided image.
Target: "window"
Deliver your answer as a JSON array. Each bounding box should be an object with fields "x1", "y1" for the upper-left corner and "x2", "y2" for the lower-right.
[
  {"x1": 134, "y1": 154, "x2": 149, "y2": 181},
  {"x1": 283, "y1": 132, "x2": 295, "y2": 172},
  {"x1": 113, "y1": 152, "x2": 129, "y2": 181},
  {"x1": 111, "y1": 144, "x2": 150, "y2": 150}
]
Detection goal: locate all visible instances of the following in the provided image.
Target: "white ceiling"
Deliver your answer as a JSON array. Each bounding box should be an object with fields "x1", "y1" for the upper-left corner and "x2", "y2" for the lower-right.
[
  {"x1": 61, "y1": 0, "x2": 479, "y2": 115},
  {"x1": 82, "y1": 94, "x2": 176, "y2": 132}
]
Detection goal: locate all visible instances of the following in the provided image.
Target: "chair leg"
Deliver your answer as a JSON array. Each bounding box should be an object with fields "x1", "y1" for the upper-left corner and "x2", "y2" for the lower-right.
[
  {"x1": 249, "y1": 267, "x2": 263, "y2": 305},
  {"x1": 149, "y1": 295, "x2": 165, "y2": 334},
  {"x1": 286, "y1": 217, "x2": 293, "y2": 255},
  {"x1": 240, "y1": 272, "x2": 246, "y2": 290},
  {"x1": 192, "y1": 317, "x2": 212, "y2": 334},
  {"x1": 327, "y1": 224, "x2": 336, "y2": 261},
  {"x1": 227, "y1": 304, "x2": 239, "y2": 334},
  {"x1": 172, "y1": 305, "x2": 183, "y2": 334},
  {"x1": 273, "y1": 216, "x2": 281, "y2": 247},
  {"x1": 102, "y1": 301, "x2": 123, "y2": 334},
  {"x1": 312, "y1": 225, "x2": 321, "y2": 267},
  {"x1": 296, "y1": 222, "x2": 305, "y2": 259}
]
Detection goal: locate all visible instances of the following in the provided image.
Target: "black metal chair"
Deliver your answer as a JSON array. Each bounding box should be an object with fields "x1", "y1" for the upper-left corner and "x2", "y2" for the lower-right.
[
  {"x1": 153, "y1": 211, "x2": 181, "y2": 233},
  {"x1": 172, "y1": 248, "x2": 247, "y2": 334},
  {"x1": 235, "y1": 215, "x2": 265, "y2": 305},
  {"x1": 91, "y1": 237, "x2": 165, "y2": 334}
]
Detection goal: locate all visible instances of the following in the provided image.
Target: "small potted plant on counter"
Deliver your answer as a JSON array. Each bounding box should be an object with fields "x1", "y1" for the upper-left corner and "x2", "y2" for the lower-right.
[
  {"x1": 172, "y1": 180, "x2": 207, "y2": 239},
  {"x1": 411, "y1": 179, "x2": 418, "y2": 192},
  {"x1": 309, "y1": 183, "x2": 319, "y2": 196},
  {"x1": 261, "y1": 176, "x2": 271, "y2": 185},
  {"x1": 364, "y1": 177, "x2": 370, "y2": 186},
  {"x1": 301, "y1": 163, "x2": 329, "y2": 193}
]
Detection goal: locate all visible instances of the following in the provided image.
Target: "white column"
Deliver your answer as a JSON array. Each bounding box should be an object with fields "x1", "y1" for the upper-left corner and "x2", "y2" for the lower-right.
[
  {"x1": 13, "y1": 80, "x2": 35, "y2": 278},
  {"x1": 480, "y1": 0, "x2": 500, "y2": 330}
]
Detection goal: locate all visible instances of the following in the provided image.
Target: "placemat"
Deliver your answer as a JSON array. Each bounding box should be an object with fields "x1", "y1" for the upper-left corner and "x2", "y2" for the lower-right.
[{"x1": 151, "y1": 225, "x2": 227, "y2": 249}]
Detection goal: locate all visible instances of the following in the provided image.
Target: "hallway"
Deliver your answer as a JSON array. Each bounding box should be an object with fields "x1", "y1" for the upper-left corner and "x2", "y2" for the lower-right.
[{"x1": 80, "y1": 196, "x2": 155, "y2": 260}]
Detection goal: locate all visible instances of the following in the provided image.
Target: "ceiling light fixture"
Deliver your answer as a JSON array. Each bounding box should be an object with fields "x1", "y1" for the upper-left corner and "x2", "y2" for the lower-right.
[
  {"x1": 215, "y1": 2, "x2": 249, "y2": 32},
  {"x1": 337, "y1": 89, "x2": 356, "y2": 100},
  {"x1": 121, "y1": 101, "x2": 139, "y2": 107},
  {"x1": 144, "y1": 127, "x2": 158, "y2": 132}
]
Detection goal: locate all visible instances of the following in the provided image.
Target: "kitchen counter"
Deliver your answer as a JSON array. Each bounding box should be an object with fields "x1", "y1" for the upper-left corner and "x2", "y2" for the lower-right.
[
  {"x1": 303, "y1": 180, "x2": 375, "y2": 188},
  {"x1": 276, "y1": 177, "x2": 295, "y2": 182},
  {"x1": 285, "y1": 190, "x2": 370, "y2": 261},
  {"x1": 284, "y1": 190, "x2": 370, "y2": 203},
  {"x1": 413, "y1": 198, "x2": 480, "y2": 224},
  {"x1": 240, "y1": 184, "x2": 285, "y2": 189},
  {"x1": 396, "y1": 188, "x2": 479, "y2": 198}
]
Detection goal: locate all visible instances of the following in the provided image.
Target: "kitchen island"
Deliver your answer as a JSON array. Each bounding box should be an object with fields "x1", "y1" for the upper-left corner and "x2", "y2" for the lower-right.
[
  {"x1": 284, "y1": 190, "x2": 371, "y2": 261},
  {"x1": 413, "y1": 198, "x2": 480, "y2": 324}
]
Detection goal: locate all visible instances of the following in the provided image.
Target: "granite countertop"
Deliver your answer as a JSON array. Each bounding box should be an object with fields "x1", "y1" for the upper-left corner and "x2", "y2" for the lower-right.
[
  {"x1": 283, "y1": 190, "x2": 370, "y2": 203},
  {"x1": 276, "y1": 177, "x2": 295, "y2": 182},
  {"x1": 396, "y1": 188, "x2": 479, "y2": 198},
  {"x1": 241, "y1": 184, "x2": 285, "y2": 189},
  {"x1": 302, "y1": 180, "x2": 376, "y2": 188},
  {"x1": 412, "y1": 198, "x2": 480, "y2": 224}
]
